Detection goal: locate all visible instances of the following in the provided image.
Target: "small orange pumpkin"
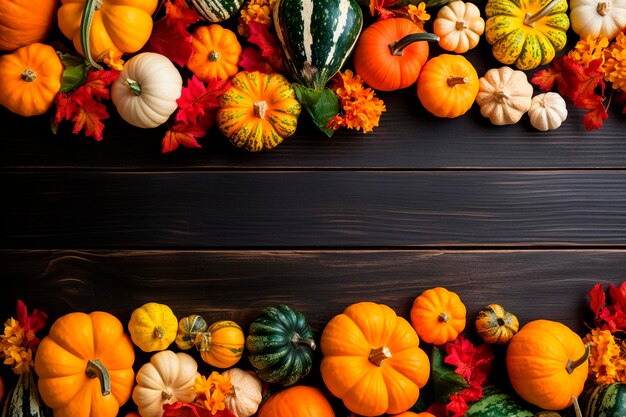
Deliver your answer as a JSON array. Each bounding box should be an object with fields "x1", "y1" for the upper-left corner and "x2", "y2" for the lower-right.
[
  {"x1": 353, "y1": 17, "x2": 439, "y2": 91},
  {"x1": 195, "y1": 320, "x2": 245, "y2": 368},
  {"x1": 257, "y1": 386, "x2": 335, "y2": 417},
  {"x1": 410, "y1": 287, "x2": 467, "y2": 345},
  {"x1": 0, "y1": 0, "x2": 58, "y2": 51},
  {"x1": 0, "y1": 43, "x2": 64, "y2": 117},
  {"x1": 187, "y1": 24, "x2": 242, "y2": 82},
  {"x1": 416, "y1": 54, "x2": 479, "y2": 118}
]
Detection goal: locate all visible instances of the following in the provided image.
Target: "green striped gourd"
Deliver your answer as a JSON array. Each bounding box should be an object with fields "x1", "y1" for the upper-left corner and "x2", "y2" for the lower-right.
[
  {"x1": 465, "y1": 386, "x2": 533, "y2": 417},
  {"x1": 186, "y1": 0, "x2": 244, "y2": 22},
  {"x1": 246, "y1": 304, "x2": 316, "y2": 386},
  {"x1": 571, "y1": 383, "x2": 626, "y2": 417},
  {"x1": 175, "y1": 314, "x2": 209, "y2": 350},
  {"x1": 2, "y1": 371, "x2": 51, "y2": 417},
  {"x1": 273, "y1": 0, "x2": 363, "y2": 89}
]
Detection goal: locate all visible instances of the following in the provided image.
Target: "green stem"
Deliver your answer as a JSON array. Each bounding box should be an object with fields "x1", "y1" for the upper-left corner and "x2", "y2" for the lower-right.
[
  {"x1": 389, "y1": 33, "x2": 440, "y2": 56},
  {"x1": 80, "y1": 0, "x2": 104, "y2": 70},
  {"x1": 291, "y1": 333, "x2": 316, "y2": 351},
  {"x1": 566, "y1": 343, "x2": 590, "y2": 374},
  {"x1": 523, "y1": 0, "x2": 561, "y2": 27},
  {"x1": 125, "y1": 79, "x2": 142, "y2": 96},
  {"x1": 85, "y1": 359, "x2": 111, "y2": 396}
]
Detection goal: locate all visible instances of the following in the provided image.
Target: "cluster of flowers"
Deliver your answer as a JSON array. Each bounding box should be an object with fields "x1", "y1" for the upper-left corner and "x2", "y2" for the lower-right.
[
  {"x1": 0, "y1": 300, "x2": 47, "y2": 375},
  {"x1": 163, "y1": 371, "x2": 236, "y2": 417}
]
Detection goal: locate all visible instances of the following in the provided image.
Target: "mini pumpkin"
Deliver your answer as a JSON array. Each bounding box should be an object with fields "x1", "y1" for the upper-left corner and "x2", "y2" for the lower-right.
[
  {"x1": 187, "y1": 24, "x2": 242, "y2": 82},
  {"x1": 128, "y1": 302, "x2": 178, "y2": 352},
  {"x1": 353, "y1": 17, "x2": 439, "y2": 91},
  {"x1": 0, "y1": 43, "x2": 63, "y2": 117},
  {"x1": 475, "y1": 304, "x2": 519, "y2": 344},
  {"x1": 528, "y1": 92, "x2": 568, "y2": 131},
  {"x1": 258, "y1": 386, "x2": 335, "y2": 417},
  {"x1": 132, "y1": 350, "x2": 198, "y2": 417},
  {"x1": 0, "y1": 0, "x2": 58, "y2": 51},
  {"x1": 195, "y1": 320, "x2": 245, "y2": 368},
  {"x1": 217, "y1": 71, "x2": 301, "y2": 152},
  {"x1": 507, "y1": 319, "x2": 590, "y2": 410},
  {"x1": 410, "y1": 287, "x2": 467, "y2": 345},
  {"x1": 417, "y1": 54, "x2": 479, "y2": 118},
  {"x1": 176, "y1": 314, "x2": 209, "y2": 351},
  {"x1": 434, "y1": 1, "x2": 485, "y2": 53},
  {"x1": 111, "y1": 52, "x2": 183, "y2": 129},
  {"x1": 475, "y1": 66, "x2": 533, "y2": 125},
  {"x1": 570, "y1": 0, "x2": 626, "y2": 39},
  {"x1": 321, "y1": 302, "x2": 430, "y2": 416},
  {"x1": 485, "y1": 0, "x2": 570, "y2": 70},
  {"x1": 222, "y1": 368, "x2": 263, "y2": 417}
]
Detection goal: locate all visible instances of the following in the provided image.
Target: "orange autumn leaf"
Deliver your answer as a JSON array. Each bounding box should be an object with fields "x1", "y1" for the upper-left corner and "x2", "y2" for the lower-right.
[
  {"x1": 71, "y1": 100, "x2": 109, "y2": 141},
  {"x1": 162, "y1": 120, "x2": 211, "y2": 153}
]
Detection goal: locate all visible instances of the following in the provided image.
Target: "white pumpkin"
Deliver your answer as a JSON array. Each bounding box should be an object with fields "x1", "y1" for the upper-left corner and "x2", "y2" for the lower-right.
[
  {"x1": 570, "y1": 0, "x2": 626, "y2": 39},
  {"x1": 475, "y1": 66, "x2": 533, "y2": 125},
  {"x1": 112, "y1": 52, "x2": 183, "y2": 129},
  {"x1": 528, "y1": 92, "x2": 568, "y2": 131},
  {"x1": 132, "y1": 350, "x2": 198, "y2": 417},
  {"x1": 433, "y1": 1, "x2": 485, "y2": 53},
  {"x1": 222, "y1": 368, "x2": 263, "y2": 417}
]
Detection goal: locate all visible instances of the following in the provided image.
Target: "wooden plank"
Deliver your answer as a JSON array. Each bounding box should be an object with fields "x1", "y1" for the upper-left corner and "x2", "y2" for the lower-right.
[{"x1": 3, "y1": 170, "x2": 626, "y2": 248}]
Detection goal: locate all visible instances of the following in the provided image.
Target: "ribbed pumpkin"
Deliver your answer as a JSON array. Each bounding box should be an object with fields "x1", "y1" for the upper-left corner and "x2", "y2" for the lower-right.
[
  {"x1": 246, "y1": 304, "x2": 316, "y2": 386},
  {"x1": 506, "y1": 319, "x2": 590, "y2": 410},
  {"x1": 195, "y1": 320, "x2": 245, "y2": 368},
  {"x1": 257, "y1": 386, "x2": 335, "y2": 417},
  {"x1": 0, "y1": 0, "x2": 58, "y2": 51},
  {"x1": 484, "y1": 0, "x2": 570, "y2": 70},
  {"x1": 475, "y1": 304, "x2": 519, "y2": 344},
  {"x1": 186, "y1": 0, "x2": 245, "y2": 22},
  {"x1": 222, "y1": 368, "x2": 263, "y2": 417},
  {"x1": 128, "y1": 302, "x2": 178, "y2": 353},
  {"x1": 57, "y1": 0, "x2": 158, "y2": 68},
  {"x1": 410, "y1": 286, "x2": 467, "y2": 345},
  {"x1": 433, "y1": 1, "x2": 485, "y2": 54},
  {"x1": 320, "y1": 302, "x2": 430, "y2": 416},
  {"x1": 187, "y1": 25, "x2": 242, "y2": 82},
  {"x1": 175, "y1": 314, "x2": 208, "y2": 350},
  {"x1": 353, "y1": 17, "x2": 439, "y2": 91},
  {"x1": 0, "y1": 43, "x2": 64, "y2": 117},
  {"x1": 34, "y1": 311, "x2": 136, "y2": 417},
  {"x1": 217, "y1": 71, "x2": 301, "y2": 152}
]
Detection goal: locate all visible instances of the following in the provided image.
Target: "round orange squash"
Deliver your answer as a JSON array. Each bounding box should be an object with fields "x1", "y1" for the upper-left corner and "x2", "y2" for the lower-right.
[
  {"x1": 258, "y1": 385, "x2": 335, "y2": 417},
  {"x1": 320, "y1": 301, "x2": 430, "y2": 416},
  {"x1": 34, "y1": 311, "x2": 136, "y2": 417},
  {"x1": 411, "y1": 287, "x2": 466, "y2": 345},
  {"x1": 0, "y1": 0, "x2": 58, "y2": 51},
  {"x1": 187, "y1": 24, "x2": 242, "y2": 82}
]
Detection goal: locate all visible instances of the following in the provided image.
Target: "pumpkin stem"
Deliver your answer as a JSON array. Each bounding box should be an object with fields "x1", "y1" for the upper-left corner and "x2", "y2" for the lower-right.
[
  {"x1": 438, "y1": 312, "x2": 450, "y2": 322},
  {"x1": 597, "y1": 0, "x2": 611, "y2": 16},
  {"x1": 572, "y1": 396, "x2": 582, "y2": 417},
  {"x1": 253, "y1": 100, "x2": 268, "y2": 119},
  {"x1": 80, "y1": 0, "x2": 104, "y2": 70},
  {"x1": 389, "y1": 33, "x2": 440, "y2": 56},
  {"x1": 161, "y1": 388, "x2": 174, "y2": 400},
  {"x1": 209, "y1": 51, "x2": 221, "y2": 62},
  {"x1": 21, "y1": 69, "x2": 37, "y2": 83},
  {"x1": 85, "y1": 359, "x2": 111, "y2": 396},
  {"x1": 447, "y1": 77, "x2": 468, "y2": 87},
  {"x1": 368, "y1": 346, "x2": 392, "y2": 366},
  {"x1": 154, "y1": 326, "x2": 165, "y2": 339},
  {"x1": 455, "y1": 21, "x2": 468, "y2": 30},
  {"x1": 291, "y1": 333, "x2": 317, "y2": 351},
  {"x1": 125, "y1": 78, "x2": 142, "y2": 96},
  {"x1": 566, "y1": 342, "x2": 591, "y2": 374},
  {"x1": 194, "y1": 332, "x2": 211, "y2": 352},
  {"x1": 523, "y1": 0, "x2": 562, "y2": 27}
]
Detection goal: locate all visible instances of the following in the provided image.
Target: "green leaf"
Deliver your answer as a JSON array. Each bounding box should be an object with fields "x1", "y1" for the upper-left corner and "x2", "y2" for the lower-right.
[
  {"x1": 431, "y1": 346, "x2": 470, "y2": 403},
  {"x1": 57, "y1": 52, "x2": 89, "y2": 93},
  {"x1": 293, "y1": 84, "x2": 339, "y2": 138}
]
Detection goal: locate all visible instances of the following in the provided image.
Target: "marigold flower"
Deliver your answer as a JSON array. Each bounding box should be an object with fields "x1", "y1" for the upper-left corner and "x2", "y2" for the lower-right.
[
  {"x1": 604, "y1": 32, "x2": 626, "y2": 92},
  {"x1": 103, "y1": 49, "x2": 125, "y2": 71},
  {"x1": 238, "y1": 0, "x2": 277, "y2": 37},
  {"x1": 584, "y1": 328, "x2": 626, "y2": 384},
  {"x1": 406, "y1": 2, "x2": 430, "y2": 24},
  {"x1": 193, "y1": 372, "x2": 233, "y2": 415},
  {"x1": 568, "y1": 34, "x2": 609, "y2": 69}
]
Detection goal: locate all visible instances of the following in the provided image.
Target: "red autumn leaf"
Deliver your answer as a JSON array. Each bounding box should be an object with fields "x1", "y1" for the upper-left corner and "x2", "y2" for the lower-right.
[
  {"x1": 79, "y1": 69, "x2": 120, "y2": 102},
  {"x1": 444, "y1": 336, "x2": 494, "y2": 386},
  {"x1": 562, "y1": 57, "x2": 606, "y2": 106},
  {"x1": 589, "y1": 283, "x2": 607, "y2": 316},
  {"x1": 176, "y1": 76, "x2": 231, "y2": 124},
  {"x1": 246, "y1": 21, "x2": 286, "y2": 72},
  {"x1": 609, "y1": 282, "x2": 626, "y2": 310},
  {"x1": 581, "y1": 95, "x2": 608, "y2": 130},
  {"x1": 162, "y1": 120, "x2": 210, "y2": 153},
  {"x1": 54, "y1": 93, "x2": 80, "y2": 125},
  {"x1": 71, "y1": 99, "x2": 110, "y2": 141},
  {"x1": 445, "y1": 393, "x2": 470, "y2": 417},
  {"x1": 16, "y1": 300, "x2": 47, "y2": 352},
  {"x1": 165, "y1": 0, "x2": 199, "y2": 27},
  {"x1": 163, "y1": 402, "x2": 209, "y2": 417},
  {"x1": 531, "y1": 57, "x2": 564, "y2": 92},
  {"x1": 147, "y1": 18, "x2": 194, "y2": 67},
  {"x1": 239, "y1": 46, "x2": 275, "y2": 73}
]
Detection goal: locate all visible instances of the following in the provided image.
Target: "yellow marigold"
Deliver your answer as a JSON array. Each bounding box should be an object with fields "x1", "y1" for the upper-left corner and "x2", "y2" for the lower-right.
[
  {"x1": 329, "y1": 69, "x2": 386, "y2": 134},
  {"x1": 103, "y1": 49, "x2": 125, "y2": 71},
  {"x1": 2, "y1": 317, "x2": 25, "y2": 347},
  {"x1": 193, "y1": 372, "x2": 233, "y2": 415},
  {"x1": 584, "y1": 328, "x2": 626, "y2": 384},
  {"x1": 568, "y1": 34, "x2": 609, "y2": 68},
  {"x1": 406, "y1": 2, "x2": 430, "y2": 25},
  {"x1": 238, "y1": 0, "x2": 278, "y2": 37},
  {"x1": 604, "y1": 32, "x2": 626, "y2": 92},
  {"x1": 3, "y1": 345, "x2": 33, "y2": 375}
]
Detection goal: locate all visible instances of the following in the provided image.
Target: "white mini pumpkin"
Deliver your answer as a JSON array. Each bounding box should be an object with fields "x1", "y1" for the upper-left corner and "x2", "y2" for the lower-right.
[
  {"x1": 475, "y1": 66, "x2": 533, "y2": 125},
  {"x1": 222, "y1": 368, "x2": 263, "y2": 417},
  {"x1": 434, "y1": 1, "x2": 485, "y2": 53},
  {"x1": 570, "y1": 0, "x2": 626, "y2": 39},
  {"x1": 528, "y1": 92, "x2": 568, "y2": 131},
  {"x1": 132, "y1": 350, "x2": 198, "y2": 417},
  {"x1": 112, "y1": 52, "x2": 183, "y2": 129}
]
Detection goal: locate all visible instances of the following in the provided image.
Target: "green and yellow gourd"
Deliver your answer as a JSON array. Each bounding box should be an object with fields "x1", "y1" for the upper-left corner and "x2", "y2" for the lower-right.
[
  {"x1": 186, "y1": 0, "x2": 244, "y2": 22},
  {"x1": 175, "y1": 314, "x2": 209, "y2": 351},
  {"x1": 1, "y1": 371, "x2": 51, "y2": 417},
  {"x1": 484, "y1": 0, "x2": 569, "y2": 70}
]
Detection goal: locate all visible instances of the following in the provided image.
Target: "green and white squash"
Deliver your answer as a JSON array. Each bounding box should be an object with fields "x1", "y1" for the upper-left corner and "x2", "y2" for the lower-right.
[
  {"x1": 273, "y1": 0, "x2": 363, "y2": 89},
  {"x1": 246, "y1": 304, "x2": 316, "y2": 386},
  {"x1": 465, "y1": 386, "x2": 533, "y2": 417},
  {"x1": 175, "y1": 314, "x2": 209, "y2": 351},
  {"x1": 572, "y1": 383, "x2": 626, "y2": 417},
  {"x1": 2, "y1": 371, "x2": 51, "y2": 417},
  {"x1": 186, "y1": 0, "x2": 244, "y2": 22}
]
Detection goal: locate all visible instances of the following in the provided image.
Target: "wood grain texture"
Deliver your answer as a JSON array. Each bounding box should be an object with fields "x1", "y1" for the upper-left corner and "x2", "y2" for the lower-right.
[{"x1": 4, "y1": 170, "x2": 626, "y2": 248}]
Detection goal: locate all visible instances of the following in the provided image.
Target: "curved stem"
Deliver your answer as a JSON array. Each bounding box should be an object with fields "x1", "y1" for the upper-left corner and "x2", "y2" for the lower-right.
[
  {"x1": 21, "y1": 69, "x2": 37, "y2": 82},
  {"x1": 125, "y1": 79, "x2": 142, "y2": 96},
  {"x1": 523, "y1": 0, "x2": 562, "y2": 27},
  {"x1": 566, "y1": 343, "x2": 590, "y2": 374},
  {"x1": 85, "y1": 359, "x2": 111, "y2": 396},
  {"x1": 80, "y1": 0, "x2": 104, "y2": 70},
  {"x1": 572, "y1": 396, "x2": 582, "y2": 417},
  {"x1": 389, "y1": 33, "x2": 440, "y2": 56},
  {"x1": 291, "y1": 333, "x2": 317, "y2": 351},
  {"x1": 368, "y1": 346, "x2": 392, "y2": 366},
  {"x1": 447, "y1": 77, "x2": 468, "y2": 87}
]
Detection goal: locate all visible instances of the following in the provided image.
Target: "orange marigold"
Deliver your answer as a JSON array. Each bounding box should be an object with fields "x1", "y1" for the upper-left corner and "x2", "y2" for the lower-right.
[
  {"x1": 568, "y1": 34, "x2": 609, "y2": 69},
  {"x1": 604, "y1": 32, "x2": 626, "y2": 92},
  {"x1": 238, "y1": 0, "x2": 277, "y2": 37},
  {"x1": 329, "y1": 69, "x2": 386, "y2": 134},
  {"x1": 193, "y1": 372, "x2": 233, "y2": 415},
  {"x1": 406, "y1": 2, "x2": 430, "y2": 26},
  {"x1": 584, "y1": 328, "x2": 626, "y2": 384}
]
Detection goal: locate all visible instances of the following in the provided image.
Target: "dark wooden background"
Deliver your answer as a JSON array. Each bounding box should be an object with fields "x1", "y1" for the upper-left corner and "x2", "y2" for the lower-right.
[{"x1": 2, "y1": 32, "x2": 626, "y2": 415}]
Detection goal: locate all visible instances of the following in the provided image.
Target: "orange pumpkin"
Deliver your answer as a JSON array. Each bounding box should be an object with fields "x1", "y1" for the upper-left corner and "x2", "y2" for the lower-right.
[
  {"x1": 411, "y1": 287, "x2": 466, "y2": 345},
  {"x1": 416, "y1": 54, "x2": 479, "y2": 118},
  {"x1": 320, "y1": 302, "x2": 430, "y2": 416},
  {"x1": 353, "y1": 17, "x2": 439, "y2": 91},
  {"x1": 506, "y1": 319, "x2": 590, "y2": 410},
  {"x1": 0, "y1": 43, "x2": 64, "y2": 117},
  {"x1": 34, "y1": 311, "x2": 136, "y2": 417},
  {"x1": 0, "y1": 0, "x2": 58, "y2": 51},
  {"x1": 258, "y1": 385, "x2": 334, "y2": 417},
  {"x1": 187, "y1": 24, "x2": 242, "y2": 82}
]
